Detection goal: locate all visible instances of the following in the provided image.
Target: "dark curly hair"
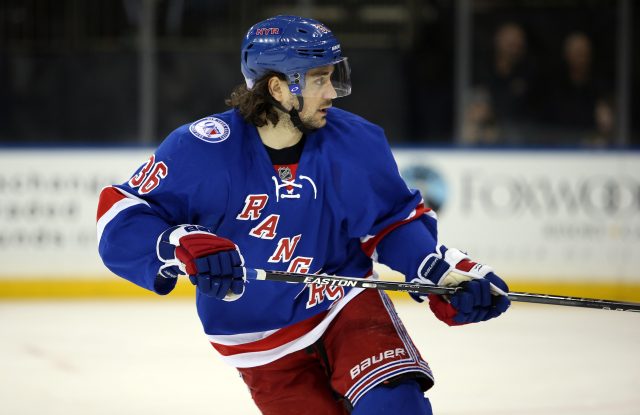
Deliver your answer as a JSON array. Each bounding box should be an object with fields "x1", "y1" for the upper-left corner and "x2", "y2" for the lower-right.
[{"x1": 225, "y1": 72, "x2": 287, "y2": 127}]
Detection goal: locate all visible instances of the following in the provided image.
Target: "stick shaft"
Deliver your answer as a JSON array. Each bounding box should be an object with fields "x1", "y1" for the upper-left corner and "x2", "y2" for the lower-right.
[
  {"x1": 506, "y1": 291, "x2": 640, "y2": 312},
  {"x1": 246, "y1": 269, "x2": 640, "y2": 313}
]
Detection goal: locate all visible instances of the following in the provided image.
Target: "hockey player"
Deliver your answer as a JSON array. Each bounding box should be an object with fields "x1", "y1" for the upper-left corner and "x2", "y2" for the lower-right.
[{"x1": 97, "y1": 15, "x2": 510, "y2": 414}]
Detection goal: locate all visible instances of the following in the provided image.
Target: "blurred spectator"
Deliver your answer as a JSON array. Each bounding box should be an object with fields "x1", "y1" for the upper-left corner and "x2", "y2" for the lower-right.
[
  {"x1": 461, "y1": 86, "x2": 500, "y2": 146},
  {"x1": 471, "y1": 22, "x2": 538, "y2": 145},
  {"x1": 583, "y1": 96, "x2": 616, "y2": 148},
  {"x1": 546, "y1": 31, "x2": 614, "y2": 146}
]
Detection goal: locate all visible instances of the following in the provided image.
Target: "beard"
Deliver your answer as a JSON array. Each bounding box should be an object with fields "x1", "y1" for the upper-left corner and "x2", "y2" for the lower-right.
[
  {"x1": 299, "y1": 114, "x2": 325, "y2": 130},
  {"x1": 298, "y1": 102, "x2": 331, "y2": 130}
]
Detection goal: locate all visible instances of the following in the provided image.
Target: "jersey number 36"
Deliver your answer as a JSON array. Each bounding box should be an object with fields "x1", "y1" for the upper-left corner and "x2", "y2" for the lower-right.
[{"x1": 128, "y1": 154, "x2": 169, "y2": 195}]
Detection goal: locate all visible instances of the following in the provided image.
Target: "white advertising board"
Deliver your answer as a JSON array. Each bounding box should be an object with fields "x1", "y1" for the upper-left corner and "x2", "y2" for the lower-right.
[
  {"x1": 0, "y1": 148, "x2": 638, "y2": 284},
  {"x1": 0, "y1": 148, "x2": 151, "y2": 278},
  {"x1": 394, "y1": 149, "x2": 640, "y2": 283}
]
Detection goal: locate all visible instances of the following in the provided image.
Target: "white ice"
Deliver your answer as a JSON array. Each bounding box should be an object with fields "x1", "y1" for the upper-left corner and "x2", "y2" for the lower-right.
[{"x1": 1, "y1": 299, "x2": 638, "y2": 415}]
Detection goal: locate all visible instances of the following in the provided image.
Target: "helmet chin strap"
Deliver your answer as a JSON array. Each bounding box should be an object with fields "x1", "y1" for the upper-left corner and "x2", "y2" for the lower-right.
[{"x1": 269, "y1": 95, "x2": 314, "y2": 135}]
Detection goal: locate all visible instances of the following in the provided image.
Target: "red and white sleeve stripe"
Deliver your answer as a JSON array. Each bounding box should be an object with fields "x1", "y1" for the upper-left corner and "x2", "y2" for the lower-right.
[
  {"x1": 96, "y1": 186, "x2": 150, "y2": 242},
  {"x1": 360, "y1": 202, "x2": 436, "y2": 258}
]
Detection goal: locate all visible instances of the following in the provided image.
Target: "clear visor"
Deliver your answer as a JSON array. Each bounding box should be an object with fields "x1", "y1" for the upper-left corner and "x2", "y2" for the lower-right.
[{"x1": 289, "y1": 58, "x2": 351, "y2": 99}]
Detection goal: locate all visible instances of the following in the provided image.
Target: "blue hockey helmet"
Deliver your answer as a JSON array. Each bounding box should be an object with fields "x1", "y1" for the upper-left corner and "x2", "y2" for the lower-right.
[{"x1": 241, "y1": 15, "x2": 351, "y2": 98}]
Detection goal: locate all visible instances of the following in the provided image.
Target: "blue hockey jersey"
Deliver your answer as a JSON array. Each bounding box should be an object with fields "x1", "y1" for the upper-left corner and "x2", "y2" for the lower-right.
[{"x1": 97, "y1": 107, "x2": 440, "y2": 367}]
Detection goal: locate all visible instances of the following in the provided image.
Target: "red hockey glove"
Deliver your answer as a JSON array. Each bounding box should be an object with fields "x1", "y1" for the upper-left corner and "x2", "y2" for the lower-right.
[
  {"x1": 157, "y1": 225, "x2": 246, "y2": 301},
  {"x1": 411, "y1": 245, "x2": 510, "y2": 325}
]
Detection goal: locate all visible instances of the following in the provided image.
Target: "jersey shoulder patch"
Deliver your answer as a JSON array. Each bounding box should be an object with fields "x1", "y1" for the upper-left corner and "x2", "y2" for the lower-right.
[{"x1": 188, "y1": 116, "x2": 231, "y2": 143}]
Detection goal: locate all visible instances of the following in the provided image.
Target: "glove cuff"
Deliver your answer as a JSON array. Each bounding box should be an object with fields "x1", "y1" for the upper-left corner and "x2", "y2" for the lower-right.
[
  {"x1": 412, "y1": 246, "x2": 508, "y2": 300},
  {"x1": 415, "y1": 245, "x2": 466, "y2": 286},
  {"x1": 157, "y1": 225, "x2": 216, "y2": 260},
  {"x1": 156, "y1": 224, "x2": 217, "y2": 277}
]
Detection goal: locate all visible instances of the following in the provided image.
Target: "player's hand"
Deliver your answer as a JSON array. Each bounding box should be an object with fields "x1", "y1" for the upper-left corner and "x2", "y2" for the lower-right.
[
  {"x1": 157, "y1": 225, "x2": 246, "y2": 301},
  {"x1": 427, "y1": 273, "x2": 510, "y2": 325},
  {"x1": 411, "y1": 246, "x2": 510, "y2": 325}
]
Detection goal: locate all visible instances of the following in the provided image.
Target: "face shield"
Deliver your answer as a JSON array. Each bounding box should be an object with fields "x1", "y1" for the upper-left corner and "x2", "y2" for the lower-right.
[{"x1": 288, "y1": 58, "x2": 351, "y2": 99}]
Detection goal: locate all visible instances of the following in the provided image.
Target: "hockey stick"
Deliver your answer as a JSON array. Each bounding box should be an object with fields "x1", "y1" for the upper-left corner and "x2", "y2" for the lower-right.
[{"x1": 245, "y1": 269, "x2": 640, "y2": 313}]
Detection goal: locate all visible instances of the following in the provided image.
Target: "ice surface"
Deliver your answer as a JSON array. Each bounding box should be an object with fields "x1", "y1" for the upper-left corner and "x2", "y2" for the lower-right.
[{"x1": 1, "y1": 299, "x2": 638, "y2": 415}]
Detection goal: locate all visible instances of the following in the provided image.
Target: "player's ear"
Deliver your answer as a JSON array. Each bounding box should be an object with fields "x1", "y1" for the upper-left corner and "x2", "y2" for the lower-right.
[{"x1": 268, "y1": 76, "x2": 291, "y2": 108}]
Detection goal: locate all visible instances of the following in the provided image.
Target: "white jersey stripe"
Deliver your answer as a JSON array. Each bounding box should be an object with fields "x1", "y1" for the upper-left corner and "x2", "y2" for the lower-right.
[
  {"x1": 207, "y1": 329, "x2": 280, "y2": 346},
  {"x1": 96, "y1": 187, "x2": 149, "y2": 243},
  {"x1": 211, "y1": 287, "x2": 363, "y2": 368}
]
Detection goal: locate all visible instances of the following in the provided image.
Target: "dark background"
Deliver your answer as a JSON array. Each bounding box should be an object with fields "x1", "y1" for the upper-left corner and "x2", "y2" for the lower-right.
[{"x1": 1, "y1": 0, "x2": 637, "y2": 147}]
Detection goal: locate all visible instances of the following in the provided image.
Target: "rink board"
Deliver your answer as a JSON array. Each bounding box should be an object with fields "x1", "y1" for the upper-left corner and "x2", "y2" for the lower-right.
[{"x1": 0, "y1": 147, "x2": 638, "y2": 300}]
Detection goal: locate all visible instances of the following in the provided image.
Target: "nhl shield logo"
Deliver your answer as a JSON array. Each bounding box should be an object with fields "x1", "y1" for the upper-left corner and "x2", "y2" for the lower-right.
[
  {"x1": 278, "y1": 166, "x2": 293, "y2": 181},
  {"x1": 189, "y1": 117, "x2": 231, "y2": 143}
]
